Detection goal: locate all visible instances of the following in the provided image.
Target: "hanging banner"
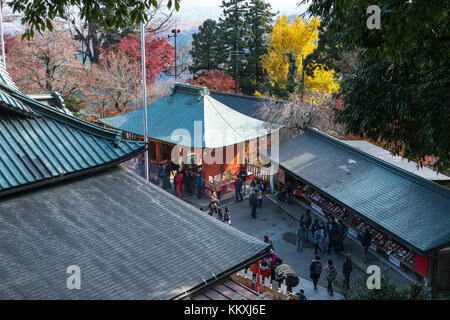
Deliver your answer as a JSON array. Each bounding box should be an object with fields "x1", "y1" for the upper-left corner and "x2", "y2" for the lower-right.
[{"x1": 414, "y1": 255, "x2": 428, "y2": 277}]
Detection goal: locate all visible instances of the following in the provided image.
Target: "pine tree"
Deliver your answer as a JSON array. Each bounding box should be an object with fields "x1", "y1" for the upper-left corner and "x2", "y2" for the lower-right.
[
  {"x1": 189, "y1": 0, "x2": 275, "y2": 94},
  {"x1": 217, "y1": 0, "x2": 248, "y2": 93},
  {"x1": 242, "y1": 0, "x2": 276, "y2": 94},
  {"x1": 189, "y1": 19, "x2": 226, "y2": 79}
]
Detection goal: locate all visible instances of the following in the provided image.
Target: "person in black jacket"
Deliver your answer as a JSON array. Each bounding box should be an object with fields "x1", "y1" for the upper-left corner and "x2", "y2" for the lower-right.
[
  {"x1": 360, "y1": 230, "x2": 372, "y2": 263},
  {"x1": 336, "y1": 220, "x2": 346, "y2": 252},
  {"x1": 309, "y1": 256, "x2": 322, "y2": 290},
  {"x1": 234, "y1": 176, "x2": 243, "y2": 202},
  {"x1": 343, "y1": 253, "x2": 353, "y2": 290},
  {"x1": 286, "y1": 180, "x2": 293, "y2": 204},
  {"x1": 249, "y1": 191, "x2": 258, "y2": 218},
  {"x1": 239, "y1": 168, "x2": 248, "y2": 194},
  {"x1": 300, "y1": 209, "x2": 312, "y2": 242},
  {"x1": 327, "y1": 221, "x2": 339, "y2": 255}
]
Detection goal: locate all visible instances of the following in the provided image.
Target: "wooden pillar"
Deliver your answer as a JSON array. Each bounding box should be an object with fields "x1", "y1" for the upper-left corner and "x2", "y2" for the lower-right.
[{"x1": 156, "y1": 141, "x2": 160, "y2": 175}]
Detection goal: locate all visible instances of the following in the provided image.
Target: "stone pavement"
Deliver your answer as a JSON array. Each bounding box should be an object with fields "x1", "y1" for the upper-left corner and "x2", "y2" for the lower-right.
[{"x1": 196, "y1": 193, "x2": 344, "y2": 300}]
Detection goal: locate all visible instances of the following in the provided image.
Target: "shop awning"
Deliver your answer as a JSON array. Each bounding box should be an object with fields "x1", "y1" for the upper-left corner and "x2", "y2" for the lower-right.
[
  {"x1": 100, "y1": 83, "x2": 282, "y2": 148},
  {"x1": 262, "y1": 127, "x2": 450, "y2": 254},
  {"x1": 0, "y1": 166, "x2": 271, "y2": 299}
]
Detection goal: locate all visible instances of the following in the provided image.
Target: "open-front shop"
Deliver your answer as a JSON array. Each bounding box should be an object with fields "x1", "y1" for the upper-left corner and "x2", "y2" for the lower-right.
[
  {"x1": 281, "y1": 173, "x2": 428, "y2": 278},
  {"x1": 263, "y1": 127, "x2": 450, "y2": 296}
]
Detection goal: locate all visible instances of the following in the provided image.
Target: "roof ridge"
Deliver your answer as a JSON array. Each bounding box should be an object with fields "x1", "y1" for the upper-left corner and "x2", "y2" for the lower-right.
[
  {"x1": 204, "y1": 95, "x2": 247, "y2": 142},
  {"x1": 210, "y1": 89, "x2": 265, "y2": 100},
  {"x1": 305, "y1": 127, "x2": 450, "y2": 198},
  {"x1": 6, "y1": 86, "x2": 125, "y2": 141},
  {"x1": 170, "y1": 82, "x2": 210, "y2": 97}
]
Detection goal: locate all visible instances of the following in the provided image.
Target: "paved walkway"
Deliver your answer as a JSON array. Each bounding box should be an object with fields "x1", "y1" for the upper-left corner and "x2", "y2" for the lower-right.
[{"x1": 215, "y1": 194, "x2": 344, "y2": 300}]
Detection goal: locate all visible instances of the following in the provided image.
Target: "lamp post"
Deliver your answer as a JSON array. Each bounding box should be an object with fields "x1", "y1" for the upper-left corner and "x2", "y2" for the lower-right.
[
  {"x1": 168, "y1": 28, "x2": 180, "y2": 80},
  {"x1": 229, "y1": 49, "x2": 245, "y2": 94},
  {"x1": 300, "y1": 55, "x2": 305, "y2": 103},
  {"x1": 140, "y1": 21, "x2": 149, "y2": 181}
]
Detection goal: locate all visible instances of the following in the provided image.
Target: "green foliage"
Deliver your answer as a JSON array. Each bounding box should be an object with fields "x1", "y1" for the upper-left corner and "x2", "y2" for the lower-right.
[
  {"x1": 189, "y1": 19, "x2": 226, "y2": 78},
  {"x1": 189, "y1": 0, "x2": 275, "y2": 94},
  {"x1": 63, "y1": 95, "x2": 85, "y2": 114},
  {"x1": 9, "y1": 0, "x2": 179, "y2": 40},
  {"x1": 241, "y1": 0, "x2": 276, "y2": 93},
  {"x1": 344, "y1": 270, "x2": 429, "y2": 300},
  {"x1": 217, "y1": 0, "x2": 250, "y2": 90},
  {"x1": 301, "y1": 0, "x2": 450, "y2": 171},
  {"x1": 263, "y1": 52, "x2": 300, "y2": 100}
]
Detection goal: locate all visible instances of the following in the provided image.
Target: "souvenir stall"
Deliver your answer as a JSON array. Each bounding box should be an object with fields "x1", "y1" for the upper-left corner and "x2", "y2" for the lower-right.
[{"x1": 263, "y1": 127, "x2": 450, "y2": 295}]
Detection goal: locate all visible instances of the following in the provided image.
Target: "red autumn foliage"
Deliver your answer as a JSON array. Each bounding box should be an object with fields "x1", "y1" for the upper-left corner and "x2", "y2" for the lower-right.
[
  {"x1": 188, "y1": 70, "x2": 240, "y2": 94},
  {"x1": 100, "y1": 33, "x2": 174, "y2": 86},
  {"x1": 3, "y1": 34, "x2": 17, "y2": 54}
]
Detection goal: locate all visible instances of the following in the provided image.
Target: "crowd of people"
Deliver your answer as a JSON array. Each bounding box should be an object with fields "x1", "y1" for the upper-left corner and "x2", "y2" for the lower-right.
[
  {"x1": 294, "y1": 210, "x2": 354, "y2": 296},
  {"x1": 294, "y1": 210, "x2": 347, "y2": 257},
  {"x1": 308, "y1": 254, "x2": 353, "y2": 296},
  {"x1": 202, "y1": 192, "x2": 232, "y2": 226},
  {"x1": 149, "y1": 162, "x2": 204, "y2": 200}
]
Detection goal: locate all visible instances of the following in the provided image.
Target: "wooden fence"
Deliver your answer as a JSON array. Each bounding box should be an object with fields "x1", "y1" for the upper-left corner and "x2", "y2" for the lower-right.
[{"x1": 247, "y1": 164, "x2": 272, "y2": 182}]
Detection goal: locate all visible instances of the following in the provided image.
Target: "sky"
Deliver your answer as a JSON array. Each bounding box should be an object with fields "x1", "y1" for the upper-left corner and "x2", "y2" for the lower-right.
[
  {"x1": 172, "y1": 0, "x2": 308, "y2": 28},
  {"x1": 0, "y1": 0, "x2": 309, "y2": 34}
]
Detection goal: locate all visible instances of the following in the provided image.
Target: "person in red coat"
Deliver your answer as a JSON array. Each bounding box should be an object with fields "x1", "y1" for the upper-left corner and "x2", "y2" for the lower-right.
[
  {"x1": 176, "y1": 172, "x2": 183, "y2": 199},
  {"x1": 259, "y1": 260, "x2": 271, "y2": 280}
]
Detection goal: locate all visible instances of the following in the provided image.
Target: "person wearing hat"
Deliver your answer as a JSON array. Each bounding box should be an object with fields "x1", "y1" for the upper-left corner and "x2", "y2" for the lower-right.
[
  {"x1": 263, "y1": 234, "x2": 274, "y2": 250},
  {"x1": 343, "y1": 253, "x2": 353, "y2": 290}
]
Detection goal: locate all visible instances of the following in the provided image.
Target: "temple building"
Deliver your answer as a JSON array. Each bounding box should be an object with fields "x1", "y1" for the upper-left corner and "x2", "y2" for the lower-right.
[{"x1": 101, "y1": 83, "x2": 282, "y2": 195}]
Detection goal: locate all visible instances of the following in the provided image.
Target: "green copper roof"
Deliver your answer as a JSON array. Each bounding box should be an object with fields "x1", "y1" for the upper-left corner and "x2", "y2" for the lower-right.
[
  {"x1": 0, "y1": 90, "x2": 35, "y2": 116},
  {"x1": 0, "y1": 58, "x2": 36, "y2": 116},
  {"x1": 0, "y1": 87, "x2": 147, "y2": 197},
  {"x1": 100, "y1": 83, "x2": 282, "y2": 148},
  {"x1": 0, "y1": 57, "x2": 20, "y2": 92}
]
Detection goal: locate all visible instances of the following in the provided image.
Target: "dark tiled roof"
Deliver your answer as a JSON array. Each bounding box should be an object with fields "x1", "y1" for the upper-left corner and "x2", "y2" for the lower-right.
[
  {"x1": 190, "y1": 278, "x2": 260, "y2": 300},
  {"x1": 0, "y1": 167, "x2": 270, "y2": 299},
  {"x1": 264, "y1": 128, "x2": 450, "y2": 253},
  {"x1": 210, "y1": 90, "x2": 267, "y2": 119}
]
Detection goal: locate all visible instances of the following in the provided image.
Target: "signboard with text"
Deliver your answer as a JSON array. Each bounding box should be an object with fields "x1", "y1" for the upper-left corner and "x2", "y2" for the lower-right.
[
  {"x1": 311, "y1": 203, "x2": 325, "y2": 216},
  {"x1": 347, "y1": 228, "x2": 358, "y2": 239},
  {"x1": 389, "y1": 255, "x2": 401, "y2": 268}
]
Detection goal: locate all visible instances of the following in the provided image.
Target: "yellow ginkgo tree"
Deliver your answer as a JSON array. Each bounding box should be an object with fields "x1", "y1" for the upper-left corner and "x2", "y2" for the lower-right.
[{"x1": 258, "y1": 15, "x2": 339, "y2": 102}]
